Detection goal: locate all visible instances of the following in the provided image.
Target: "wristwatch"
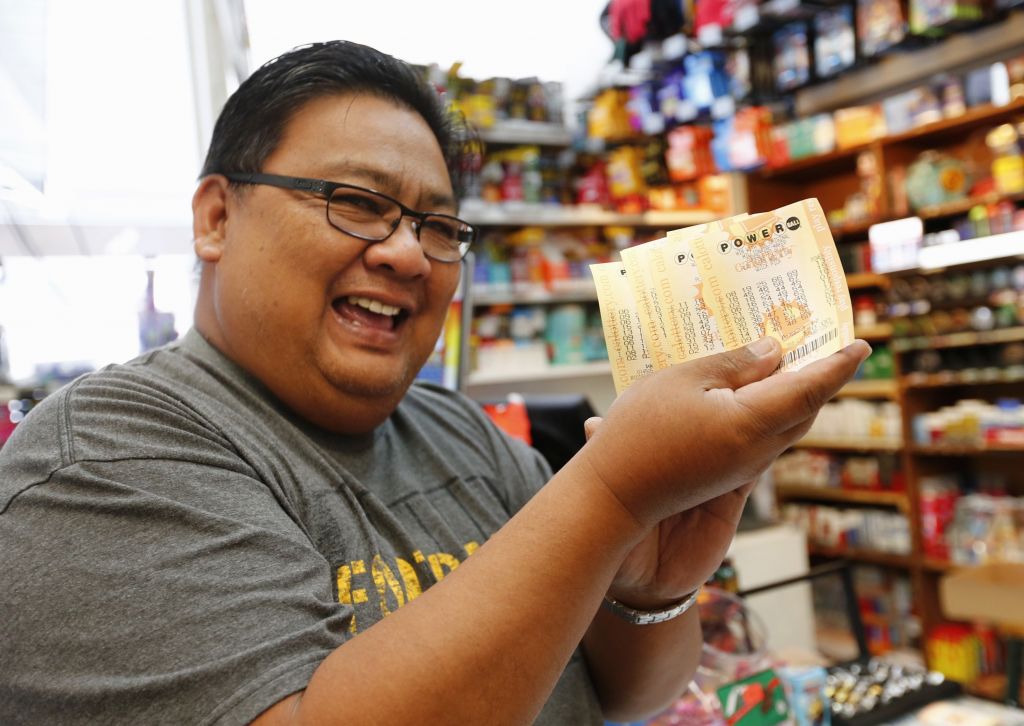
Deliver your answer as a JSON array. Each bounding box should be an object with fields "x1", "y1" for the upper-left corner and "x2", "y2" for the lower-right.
[{"x1": 601, "y1": 588, "x2": 700, "y2": 625}]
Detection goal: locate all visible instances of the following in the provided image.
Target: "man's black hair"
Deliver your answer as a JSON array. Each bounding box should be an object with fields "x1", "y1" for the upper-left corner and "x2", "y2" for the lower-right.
[{"x1": 200, "y1": 40, "x2": 472, "y2": 198}]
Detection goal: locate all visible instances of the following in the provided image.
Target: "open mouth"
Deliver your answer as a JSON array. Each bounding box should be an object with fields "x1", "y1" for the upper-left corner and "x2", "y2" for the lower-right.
[{"x1": 332, "y1": 295, "x2": 409, "y2": 332}]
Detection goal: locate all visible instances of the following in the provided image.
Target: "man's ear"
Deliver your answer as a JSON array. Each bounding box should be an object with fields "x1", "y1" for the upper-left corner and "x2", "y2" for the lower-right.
[{"x1": 192, "y1": 175, "x2": 231, "y2": 263}]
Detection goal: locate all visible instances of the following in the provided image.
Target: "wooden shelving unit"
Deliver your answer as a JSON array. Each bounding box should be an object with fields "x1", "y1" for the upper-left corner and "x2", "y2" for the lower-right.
[
  {"x1": 776, "y1": 483, "x2": 910, "y2": 513},
  {"x1": 748, "y1": 99, "x2": 1024, "y2": 245},
  {"x1": 758, "y1": 94, "x2": 1024, "y2": 688},
  {"x1": 835, "y1": 379, "x2": 898, "y2": 400},
  {"x1": 807, "y1": 544, "x2": 914, "y2": 568},
  {"x1": 790, "y1": 437, "x2": 902, "y2": 452}
]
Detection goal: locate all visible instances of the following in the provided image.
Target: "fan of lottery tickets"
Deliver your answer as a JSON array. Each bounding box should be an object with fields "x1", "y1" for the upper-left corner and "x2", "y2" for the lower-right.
[{"x1": 591, "y1": 198, "x2": 856, "y2": 395}]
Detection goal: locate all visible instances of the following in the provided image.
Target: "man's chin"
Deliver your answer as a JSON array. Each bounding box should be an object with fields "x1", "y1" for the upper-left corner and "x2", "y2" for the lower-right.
[{"x1": 322, "y1": 360, "x2": 416, "y2": 402}]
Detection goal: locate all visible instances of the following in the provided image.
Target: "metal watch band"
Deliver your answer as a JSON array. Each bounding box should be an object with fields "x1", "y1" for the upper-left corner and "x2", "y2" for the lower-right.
[{"x1": 601, "y1": 588, "x2": 700, "y2": 625}]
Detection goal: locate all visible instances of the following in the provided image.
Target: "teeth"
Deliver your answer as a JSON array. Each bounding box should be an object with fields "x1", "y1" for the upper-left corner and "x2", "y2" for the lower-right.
[{"x1": 347, "y1": 295, "x2": 401, "y2": 317}]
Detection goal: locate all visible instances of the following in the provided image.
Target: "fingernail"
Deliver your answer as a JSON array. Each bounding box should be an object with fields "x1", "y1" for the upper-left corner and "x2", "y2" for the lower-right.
[{"x1": 748, "y1": 336, "x2": 778, "y2": 357}]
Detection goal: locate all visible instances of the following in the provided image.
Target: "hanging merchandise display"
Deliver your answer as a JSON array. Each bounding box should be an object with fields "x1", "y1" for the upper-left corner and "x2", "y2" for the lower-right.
[
  {"x1": 772, "y1": 22, "x2": 812, "y2": 92},
  {"x1": 814, "y1": 6, "x2": 858, "y2": 79},
  {"x1": 856, "y1": 0, "x2": 907, "y2": 57}
]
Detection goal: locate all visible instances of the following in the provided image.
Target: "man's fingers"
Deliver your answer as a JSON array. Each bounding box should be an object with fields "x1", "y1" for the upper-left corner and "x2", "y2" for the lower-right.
[
  {"x1": 686, "y1": 336, "x2": 783, "y2": 391},
  {"x1": 584, "y1": 416, "x2": 603, "y2": 441},
  {"x1": 735, "y1": 340, "x2": 871, "y2": 435}
]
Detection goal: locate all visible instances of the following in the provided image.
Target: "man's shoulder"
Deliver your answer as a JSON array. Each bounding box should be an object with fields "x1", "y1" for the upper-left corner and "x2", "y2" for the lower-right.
[{"x1": 2, "y1": 343, "x2": 224, "y2": 470}]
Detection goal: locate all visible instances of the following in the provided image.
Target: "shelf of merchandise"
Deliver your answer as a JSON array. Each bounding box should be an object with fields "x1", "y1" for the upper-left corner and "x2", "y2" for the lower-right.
[
  {"x1": 835, "y1": 379, "x2": 898, "y2": 400},
  {"x1": 466, "y1": 360, "x2": 611, "y2": 386},
  {"x1": 460, "y1": 203, "x2": 720, "y2": 228},
  {"x1": 807, "y1": 543, "x2": 913, "y2": 569},
  {"x1": 776, "y1": 483, "x2": 910, "y2": 513},
  {"x1": 760, "y1": 99, "x2": 1024, "y2": 180},
  {"x1": 909, "y1": 444, "x2": 1024, "y2": 456},
  {"x1": 846, "y1": 272, "x2": 890, "y2": 291},
  {"x1": 471, "y1": 286, "x2": 597, "y2": 306},
  {"x1": 903, "y1": 370, "x2": 1024, "y2": 388},
  {"x1": 750, "y1": 35, "x2": 1024, "y2": 684},
  {"x1": 891, "y1": 326, "x2": 1024, "y2": 353},
  {"x1": 854, "y1": 323, "x2": 893, "y2": 342},
  {"x1": 916, "y1": 190, "x2": 1024, "y2": 223},
  {"x1": 475, "y1": 120, "x2": 573, "y2": 147},
  {"x1": 791, "y1": 437, "x2": 903, "y2": 452},
  {"x1": 831, "y1": 218, "x2": 879, "y2": 240}
]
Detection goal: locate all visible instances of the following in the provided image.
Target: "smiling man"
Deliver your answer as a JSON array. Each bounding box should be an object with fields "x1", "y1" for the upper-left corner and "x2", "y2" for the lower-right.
[{"x1": 0, "y1": 41, "x2": 869, "y2": 726}]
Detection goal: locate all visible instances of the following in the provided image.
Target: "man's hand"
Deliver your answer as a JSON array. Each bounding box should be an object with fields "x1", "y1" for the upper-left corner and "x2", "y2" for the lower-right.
[
  {"x1": 585, "y1": 413, "x2": 755, "y2": 607},
  {"x1": 577, "y1": 337, "x2": 870, "y2": 605}
]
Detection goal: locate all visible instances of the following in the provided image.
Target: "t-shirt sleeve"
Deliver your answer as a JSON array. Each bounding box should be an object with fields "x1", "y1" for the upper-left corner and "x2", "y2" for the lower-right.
[{"x1": 0, "y1": 387, "x2": 349, "y2": 726}]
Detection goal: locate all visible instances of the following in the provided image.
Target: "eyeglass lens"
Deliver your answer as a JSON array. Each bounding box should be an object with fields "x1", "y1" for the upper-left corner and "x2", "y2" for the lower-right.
[{"x1": 327, "y1": 187, "x2": 472, "y2": 262}]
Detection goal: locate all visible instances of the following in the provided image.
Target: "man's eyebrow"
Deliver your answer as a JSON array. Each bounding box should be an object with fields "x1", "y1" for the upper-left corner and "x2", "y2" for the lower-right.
[{"x1": 320, "y1": 164, "x2": 456, "y2": 210}]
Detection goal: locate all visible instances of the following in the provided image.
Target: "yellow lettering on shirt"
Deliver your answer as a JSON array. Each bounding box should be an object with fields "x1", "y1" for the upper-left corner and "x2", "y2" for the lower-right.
[
  {"x1": 428, "y1": 552, "x2": 460, "y2": 581},
  {"x1": 371, "y1": 554, "x2": 406, "y2": 616}
]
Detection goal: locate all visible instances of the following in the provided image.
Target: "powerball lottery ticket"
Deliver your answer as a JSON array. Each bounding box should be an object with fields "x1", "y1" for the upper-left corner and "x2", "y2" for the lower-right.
[{"x1": 592, "y1": 198, "x2": 854, "y2": 393}]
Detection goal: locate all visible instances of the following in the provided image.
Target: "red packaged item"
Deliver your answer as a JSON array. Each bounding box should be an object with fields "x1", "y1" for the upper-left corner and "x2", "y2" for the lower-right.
[
  {"x1": 575, "y1": 160, "x2": 611, "y2": 207},
  {"x1": 665, "y1": 125, "x2": 716, "y2": 182},
  {"x1": 481, "y1": 395, "x2": 532, "y2": 445}
]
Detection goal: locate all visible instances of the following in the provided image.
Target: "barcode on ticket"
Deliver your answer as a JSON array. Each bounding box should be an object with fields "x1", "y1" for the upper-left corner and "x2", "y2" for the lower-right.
[{"x1": 782, "y1": 328, "x2": 838, "y2": 368}]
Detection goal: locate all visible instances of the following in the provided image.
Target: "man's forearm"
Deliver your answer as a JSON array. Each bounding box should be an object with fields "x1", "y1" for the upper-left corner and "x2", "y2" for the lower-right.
[
  {"x1": 582, "y1": 603, "x2": 702, "y2": 721},
  {"x1": 258, "y1": 461, "x2": 648, "y2": 726}
]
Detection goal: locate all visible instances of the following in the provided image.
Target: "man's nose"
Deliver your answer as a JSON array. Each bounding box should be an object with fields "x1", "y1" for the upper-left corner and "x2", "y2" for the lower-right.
[{"x1": 362, "y1": 216, "x2": 432, "y2": 277}]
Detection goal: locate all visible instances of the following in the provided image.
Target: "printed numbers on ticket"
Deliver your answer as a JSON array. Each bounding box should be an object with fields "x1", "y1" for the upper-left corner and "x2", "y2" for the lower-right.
[
  {"x1": 591, "y1": 261, "x2": 656, "y2": 395},
  {"x1": 689, "y1": 199, "x2": 853, "y2": 372}
]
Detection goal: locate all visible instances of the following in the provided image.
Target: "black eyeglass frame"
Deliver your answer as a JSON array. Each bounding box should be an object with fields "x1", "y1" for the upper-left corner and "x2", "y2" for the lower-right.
[{"x1": 223, "y1": 172, "x2": 477, "y2": 263}]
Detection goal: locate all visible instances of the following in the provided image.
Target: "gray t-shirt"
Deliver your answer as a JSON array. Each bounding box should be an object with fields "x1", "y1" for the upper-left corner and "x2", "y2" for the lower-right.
[{"x1": 0, "y1": 329, "x2": 602, "y2": 726}]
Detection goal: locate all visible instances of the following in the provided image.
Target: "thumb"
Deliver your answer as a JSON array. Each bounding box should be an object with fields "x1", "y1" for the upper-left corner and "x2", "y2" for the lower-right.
[
  {"x1": 583, "y1": 416, "x2": 603, "y2": 441},
  {"x1": 689, "y1": 336, "x2": 782, "y2": 390}
]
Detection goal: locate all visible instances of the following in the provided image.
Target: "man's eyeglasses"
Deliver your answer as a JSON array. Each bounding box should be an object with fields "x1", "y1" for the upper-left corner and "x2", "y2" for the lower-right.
[{"x1": 223, "y1": 172, "x2": 477, "y2": 263}]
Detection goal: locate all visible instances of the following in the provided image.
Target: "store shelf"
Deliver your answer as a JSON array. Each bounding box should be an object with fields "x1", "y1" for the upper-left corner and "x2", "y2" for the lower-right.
[
  {"x1": 808, "y1": 543, "x2": 913, "y2": 568},
  {"x1": 776, "y1": 484, "x2": 910, "y2": 512},
  {"x1": 903, "y1": 369, "x2": 1024, "y2": 389},
  {"x1": 892, "y1": 326, "x2": 1024, "y2": 352},
  {"x1": 760, "y1": 144, "x2": 868, "y2": 179},
  {"x1": 475, "y1": 120, "x2": 573, "y2": 146},
  {"x1": 836, "y1": 379, "x2": 898, "y2": 400},
  {"x1": 884, "y1": 98, "x2": 1024, "y2": 147},
  {"x1": 460, "y1": 202, "x2": 719, "y2": 227},
  {"x1": 831, "y1": 218, "x2": 878, "y2": 240},
  {"x1": 757, "y1": 98, "x2": 1024, "y2": 179},
  {"x1": 916, "y1": 230, "x2": 1024, "y2": 271},
  {"x1": 922, "y1": 558, "x2": 955, "y2": 573},
  {"x1": 792, "y1": 437, "x2": 903, "y2": 452},
  {"x1": 466, "y1": 361, "x2": 611, "y2": 386},
  {"x1": 910, "y1": 443, "x2": 1024, "y2": 456},
  {"x1": 916, "y1": 190, "x2": 1024, "y2": 223},
  {"x1": 471, "y1": 285, "x2": 597, "y2": 306},
  {"x1": 854, "y1": 322, "x2": 893, "y2": 341},
  {"x1": 846, "y1": 272, "x2": 889, "y2": 291}
]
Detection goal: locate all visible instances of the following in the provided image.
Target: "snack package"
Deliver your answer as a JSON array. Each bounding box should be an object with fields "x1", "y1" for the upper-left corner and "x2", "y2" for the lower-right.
[{"x1": 593, "y1": 198, "x2": 855, "y2": 395}]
